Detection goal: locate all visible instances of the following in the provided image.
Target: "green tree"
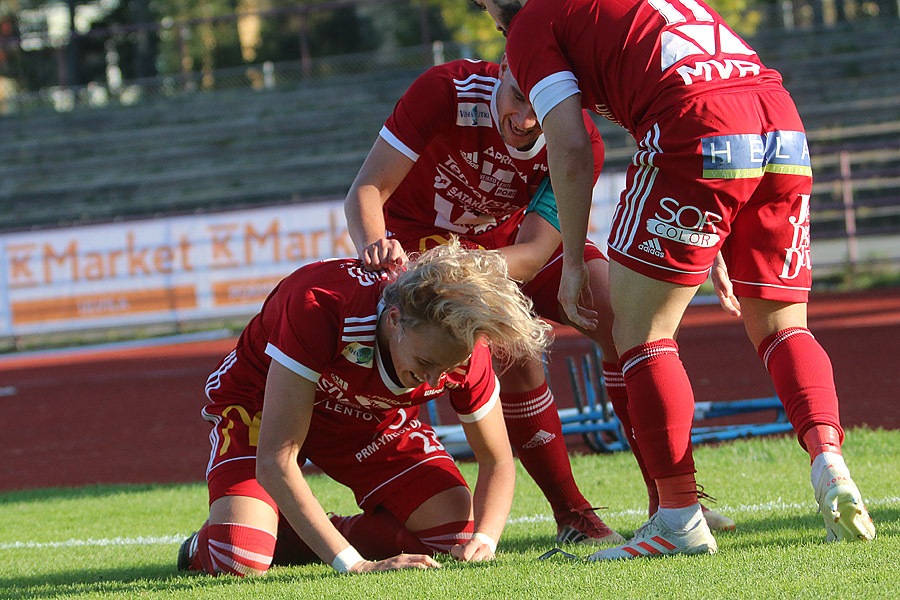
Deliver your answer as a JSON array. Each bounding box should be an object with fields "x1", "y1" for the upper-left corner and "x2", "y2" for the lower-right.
[
  {"x1": 431, "y1": 0, "x2": 764, "y2": 61},
  {"x1": 429, "y1": 0, "x2": 504, "y2": 61}
]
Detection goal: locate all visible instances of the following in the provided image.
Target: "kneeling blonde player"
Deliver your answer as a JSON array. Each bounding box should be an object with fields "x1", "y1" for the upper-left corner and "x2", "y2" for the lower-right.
[{"x1": 178, "y1": 241, "x2": 551, "y2": 575}]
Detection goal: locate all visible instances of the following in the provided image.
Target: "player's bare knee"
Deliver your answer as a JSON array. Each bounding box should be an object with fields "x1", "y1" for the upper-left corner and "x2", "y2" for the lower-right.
[{"x1": 405, "y1": 485, "x2": 473, "y2": 531}]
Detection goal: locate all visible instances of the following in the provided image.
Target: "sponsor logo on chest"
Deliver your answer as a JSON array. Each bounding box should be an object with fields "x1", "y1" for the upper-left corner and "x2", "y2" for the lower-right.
[
  {"x1": 341, "y1": 342, "x2": 374, "y2": 368},
  {"x1": 456, "y1": 102, "x2": 492, "y2": 127}
]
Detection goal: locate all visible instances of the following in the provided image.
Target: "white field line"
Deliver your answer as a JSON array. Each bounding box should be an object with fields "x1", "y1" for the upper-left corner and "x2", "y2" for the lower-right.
[
  {"x1": 508, "y1": 494, "x2": 900, "y2": 525},
  {"x1": 3, "y1": 495, "x2": 898, "y2": 551}
]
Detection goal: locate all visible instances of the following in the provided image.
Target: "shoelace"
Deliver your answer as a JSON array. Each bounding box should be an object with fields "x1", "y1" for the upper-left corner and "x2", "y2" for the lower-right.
[
  {"x1": 537, "y1": 547, "x2": 582, "y2": 561},
  {"x1": 696, "y1": 484, "x2": 718, "y2": 505},
  {"x1": 564, "y1": 505, "x2": 617, "y2": 537}
]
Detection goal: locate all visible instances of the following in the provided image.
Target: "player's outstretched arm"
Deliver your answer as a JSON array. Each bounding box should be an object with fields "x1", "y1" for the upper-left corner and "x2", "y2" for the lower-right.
[
  {"x1": 540, "y1": 94, "x2": 598, "y2": 329},
  {"x1": 344, "y1": 136, "x2": 416, "y2": 272},
  {"x1": 452, "y1": 400, "x2": 515, "y2": 562},
  {"x1": 257, "y1": 362, "x2": 440, "y2": 574}
]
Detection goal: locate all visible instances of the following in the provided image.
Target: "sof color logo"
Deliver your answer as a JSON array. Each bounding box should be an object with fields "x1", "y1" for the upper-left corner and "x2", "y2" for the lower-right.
[{"x1": 647, "y1": 197, "x2": 722, "y2": 248}]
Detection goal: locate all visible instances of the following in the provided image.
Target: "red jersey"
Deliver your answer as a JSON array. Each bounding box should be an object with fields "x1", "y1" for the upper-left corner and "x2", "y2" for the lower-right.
[
  {"x1": 380, "y1": 59, "x2": 603, "y2": 241},
  {"x1": 505, "y1": 0, "x2": 786, "y2": 137},
  {"x1": 206, "y1": 258, "x2": 498, "y2": 428}
]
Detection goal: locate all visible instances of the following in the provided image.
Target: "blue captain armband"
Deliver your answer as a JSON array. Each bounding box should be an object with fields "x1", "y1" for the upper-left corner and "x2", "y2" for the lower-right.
[{"x1": 525, "y1": 178, "x2": 560, "y2": 231}]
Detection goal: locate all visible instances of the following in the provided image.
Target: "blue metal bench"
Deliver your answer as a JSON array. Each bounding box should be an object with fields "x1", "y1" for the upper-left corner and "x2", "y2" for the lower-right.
[
  {"x1": 424, "y1": 343, "x2": 795, "y2": 457},
  {"x1": 562, "y1": 344, "x2": 795, "y2": 453}
]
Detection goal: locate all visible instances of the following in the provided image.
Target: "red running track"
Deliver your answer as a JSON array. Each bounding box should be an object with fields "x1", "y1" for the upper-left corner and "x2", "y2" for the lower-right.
[{"x1": 2, "y1": 288, "x2": 898, "y2": 491}]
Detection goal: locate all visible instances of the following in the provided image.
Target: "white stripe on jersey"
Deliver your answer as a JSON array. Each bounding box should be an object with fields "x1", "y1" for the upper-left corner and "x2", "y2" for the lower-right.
[
  {"x1": 342, "y1": 314, "x2": 377, "y2": 341},
  {"x1": 457, "y1": 91, "x2": 493, "y2": 101},
  {"x1": 344, "y1": 325, "x2": 375, "y2": 333},
  {"x1": 455, "y1": 82, "x2": 495, "y2": 93},
  {"x1": 453, "y1": 73, "x2": 497, "y2": 87},
  {"x1": 345, "y1": 315, "x2": 378, "y2": 323},
  {"x1": 202, "y1": 405, "x2": 224, "y2": 478},
  {"x1": 205, "y1": 349, "x2": 237, "y2": 399},
  {"x1": 454, "y1": 74, "x2": 497, "y2": 102},
  {"x1": 611, "y1": 125, "x2": 661, "y2": 255}
]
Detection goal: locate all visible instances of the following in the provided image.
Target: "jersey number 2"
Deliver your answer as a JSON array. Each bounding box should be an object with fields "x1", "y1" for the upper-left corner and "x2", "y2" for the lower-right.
[{"x1": 409, "y1": 430, "x2": 445, "y2": 454}]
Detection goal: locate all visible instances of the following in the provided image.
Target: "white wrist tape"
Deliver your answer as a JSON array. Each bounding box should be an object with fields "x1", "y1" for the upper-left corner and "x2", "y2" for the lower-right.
[
  {"x1": 331, "y1": 546, "x2": 365, "y2": 573},
  {"x1": 472, "y1": 532, "x2": 497, "y2": 553}
]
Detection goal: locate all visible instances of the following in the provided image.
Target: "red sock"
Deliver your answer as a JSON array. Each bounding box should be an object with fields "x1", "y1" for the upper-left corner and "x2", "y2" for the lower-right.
[
  {"x1": 656, "y1": 473, "x2": 699, "y2": 509},
  {"x1": 802, "y1": 425, "x2": 843, "y2": 462},
  {"x1": 410, "y1": 520, "x2": 475, "y2": 554},
  {"x1": 619, "y1": 340, "x2": 696, "y2": 480},
  {"x1": 501, "y1": 382, "x2": 590, "y2": 516},
  {"x1": 603, "y1": 361, "x2": 658, "y2": 515},
  {"x1": 330, "y1": 510, "x2": 433, "y2": 559},
  {"x1": 758, "y1": 327, "x2": 844, "y2": 453},
  {"x1": 193, "y1": 522, "x2": 276, "y2": 576}
]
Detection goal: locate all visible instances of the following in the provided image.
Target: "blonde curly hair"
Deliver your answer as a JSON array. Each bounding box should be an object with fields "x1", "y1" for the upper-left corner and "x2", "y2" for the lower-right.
[{"x1": 382, "y1": 238, "x2": 552, "y2": 361}]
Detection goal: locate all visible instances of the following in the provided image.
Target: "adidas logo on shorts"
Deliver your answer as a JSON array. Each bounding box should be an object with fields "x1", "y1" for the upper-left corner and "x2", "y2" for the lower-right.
[{"x1": 638, "y1": 237, "x2": 665, "y2": 257}]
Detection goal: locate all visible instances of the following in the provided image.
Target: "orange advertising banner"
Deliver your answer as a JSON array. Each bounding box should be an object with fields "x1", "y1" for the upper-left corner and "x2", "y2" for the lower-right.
[
  {"x1": 11, "y1": 286, "x2": 198, "y2": 325},
  {"x1": 212, "y1": 277, "x2": 285, "y2": 307}
]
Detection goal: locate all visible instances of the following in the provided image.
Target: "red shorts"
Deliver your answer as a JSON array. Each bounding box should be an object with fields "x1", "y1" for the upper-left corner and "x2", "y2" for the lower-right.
[
  {"x1": 393, "y1": 231, "x2": 606, "y2": 324},
  {"x1": 204, "y1": 399, "x2": 467, "y2": 525},
  {"x1": 608, "y1": 89, "x2": 812, "y2": 302}
]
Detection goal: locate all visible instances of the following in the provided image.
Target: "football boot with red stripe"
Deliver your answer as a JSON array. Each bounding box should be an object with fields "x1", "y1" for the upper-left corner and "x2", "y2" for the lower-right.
[{"x1": 586, "y1": 512, "x2": 717, "y2": 561}]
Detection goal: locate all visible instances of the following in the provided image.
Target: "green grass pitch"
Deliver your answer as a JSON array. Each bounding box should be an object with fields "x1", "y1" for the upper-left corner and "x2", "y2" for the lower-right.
[{"x1": 2, "y1": 428, "x2": 898, "y2": 599}]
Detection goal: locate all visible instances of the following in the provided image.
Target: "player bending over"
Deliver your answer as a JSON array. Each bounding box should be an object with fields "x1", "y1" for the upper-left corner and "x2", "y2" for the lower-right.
[{"x1": 473, "y1": 0, "x2": 876, "y2": 560}]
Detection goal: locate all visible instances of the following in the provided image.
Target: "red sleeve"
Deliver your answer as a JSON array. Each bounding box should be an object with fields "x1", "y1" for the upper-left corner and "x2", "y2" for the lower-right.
[
  {"x1": 505, "y1": 4, "x2": 575, "y2": 106},
  {"x1": 447, "y1": 342, "x2": 499, "y2": 422},
  {"x1": 582, "y1": 112, "x2": 605, "y2": 183},
  {"x1": 382, "y1": 65, "x2": 455, "y2": 159},
  {"x1": 265, "y1": 286, "x2": 340, "y2": 381}
]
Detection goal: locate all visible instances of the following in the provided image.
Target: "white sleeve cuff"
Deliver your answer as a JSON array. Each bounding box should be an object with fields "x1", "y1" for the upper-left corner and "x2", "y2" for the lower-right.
[
  {"x1": 528, "y1": 72, "x2": 580, "y2": 125},
  {"x1": 379, "y1": 126, "x2": 420, "y2": 162},
  {"x1": 456, "y1": 375, "x2": 500, "y2": 423},
  {"x1": 265, "y1": 343, "x2": 320, "y2": 382}
]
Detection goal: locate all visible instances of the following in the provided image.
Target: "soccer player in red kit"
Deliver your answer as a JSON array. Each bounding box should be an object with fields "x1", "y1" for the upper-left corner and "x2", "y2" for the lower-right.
[
  {"x1": 344, "y1": 55, "x2": 733, "y2": 544},
  {"x1": 177, "y1": 242, "x2": 552, "y2": 575},
  {"x1": 472, "y1": 0, "x2": 876, "y2": 559}
]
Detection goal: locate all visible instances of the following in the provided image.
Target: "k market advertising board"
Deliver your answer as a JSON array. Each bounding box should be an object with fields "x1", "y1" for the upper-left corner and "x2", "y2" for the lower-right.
[{"x1": 0, "y1": 175, "x2": 623, "y2": 337}]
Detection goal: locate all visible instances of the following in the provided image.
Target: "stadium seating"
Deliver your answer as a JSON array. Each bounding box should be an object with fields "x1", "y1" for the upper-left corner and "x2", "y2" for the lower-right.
[
  {"x1": 0, "y1": 68, "x2": 422, "y2": 231},
  {"x1": 1, "y1": 20, "x2": 899, "y2": 244}
]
